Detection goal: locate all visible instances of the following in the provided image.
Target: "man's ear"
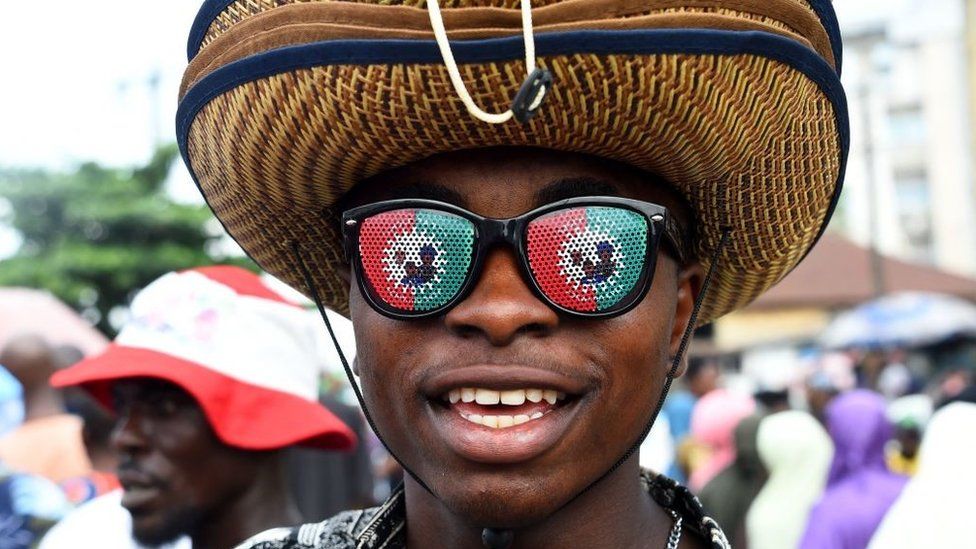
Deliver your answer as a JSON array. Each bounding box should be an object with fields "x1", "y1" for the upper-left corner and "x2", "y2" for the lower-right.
[{"x1": 669, "y1": 261, "x2": 704, "y2": 378}]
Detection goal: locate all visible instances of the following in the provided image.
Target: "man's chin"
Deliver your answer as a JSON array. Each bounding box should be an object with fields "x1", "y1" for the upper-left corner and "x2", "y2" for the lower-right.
[
  {"x1": 432, "y1": 478, "x2": 572, "y2": 530},
  {"x1": 131, "y1": 508, "x2": 199, "y2": 547}
]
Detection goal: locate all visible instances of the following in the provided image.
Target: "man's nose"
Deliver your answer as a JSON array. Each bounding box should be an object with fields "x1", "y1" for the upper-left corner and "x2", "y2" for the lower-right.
[
  {"x1": 111, "y1": 410, "x2": 149, "y2": 454},
  {"x1": 444, "y1": 248, "x2": 559, "y2": 346}
]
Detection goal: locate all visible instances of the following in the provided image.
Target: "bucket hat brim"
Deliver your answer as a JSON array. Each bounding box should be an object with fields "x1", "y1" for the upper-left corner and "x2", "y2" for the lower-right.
[{"x1": 52, "y1": 344, "x2": 357, "y2": 451}]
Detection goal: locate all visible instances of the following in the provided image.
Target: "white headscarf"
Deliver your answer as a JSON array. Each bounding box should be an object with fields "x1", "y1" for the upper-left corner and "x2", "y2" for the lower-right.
[
  {"x1": 868, "y1": 402, "x2": 976, "y2": 549},
  {"x1": 746, "y1": 411, "x2": 834, "y2": 549}
]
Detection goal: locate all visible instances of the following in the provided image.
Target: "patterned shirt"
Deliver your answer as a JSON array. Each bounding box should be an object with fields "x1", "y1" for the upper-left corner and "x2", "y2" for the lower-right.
[{"x1": 236, "y1": 471, "x2": 730, "y2": 549}]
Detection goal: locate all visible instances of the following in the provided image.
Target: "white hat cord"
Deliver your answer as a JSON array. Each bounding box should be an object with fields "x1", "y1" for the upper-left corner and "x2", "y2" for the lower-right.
[{"x1": 427, "y1": 0, "x2": 552, "y2": 124}]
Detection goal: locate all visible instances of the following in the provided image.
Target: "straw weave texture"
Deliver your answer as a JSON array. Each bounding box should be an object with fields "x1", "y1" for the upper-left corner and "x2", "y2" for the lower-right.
[{"x1": 184, "y1": 51, "x2": 840, "y2": 323}]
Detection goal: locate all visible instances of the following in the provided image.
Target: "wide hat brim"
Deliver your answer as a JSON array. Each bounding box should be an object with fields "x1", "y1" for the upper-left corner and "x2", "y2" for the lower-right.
[
  {"x1": 52, "y1": 344, "x2": 357, "y2": 451},
  {"x1": 178, "y1": 2, "x2": 848, "y2": 324}
]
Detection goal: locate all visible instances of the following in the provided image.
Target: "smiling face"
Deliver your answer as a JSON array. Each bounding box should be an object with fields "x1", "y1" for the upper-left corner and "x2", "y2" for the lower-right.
[
  {"x1": 342, "y1": 148, "x2": 700, "y2": 528},
  {"x1": 111, "y1": 378, "x2": 271, "y2": 546}
]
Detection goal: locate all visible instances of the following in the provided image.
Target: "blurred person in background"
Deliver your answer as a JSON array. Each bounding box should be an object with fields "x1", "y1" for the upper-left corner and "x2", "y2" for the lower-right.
[
  {"x1": 799, "y1": 390, "x2": 907, "y2": 549},
  {"x1": 698, "y1": 414, "x2": 766, "y2": 548},
  {"x1": 687, "y1": 389, "x2": 755, "y2": 492},
  {"x1": 876, "y1": 349, "x2": 913, "y2": 400},
  {"x1": 0, "y1": 462, "x2": 72, "y2": 549},
  {"x1": 746, "y1": 410, "x2": 833, "y2": 549},
  {"x1": 868, "y1": 401, "x2": 976, "y2": 549},
  {"x1": 43, "y1": 266, "x2": 355, "y2": 549},
  {"x1": 885, "y1": 394, "x2": 933, "y2": 476},
  {"x1": 805, "y1": 352, "x2": 856, "y2": 424},
  {"x1": 0, "y1": 335, "x2": 91, "y2": 483},
  {"x1": 664, "y1": 358, "x2": 721, "y2": 482},
  {"x1": 0, "y1": 365, "x2": 24, "y2": 436},
  {"x1": 854, "y1": 351, "x2": 886, "y2": 392},
  {"x1": 932, "y1": 368, "x2": 971, "y2": 406},
  {"x1": 58, "y1": 394, "x2": 121, "y2": 505},
  {"x1": 752, "y1": 389, "x2": 790, "y2": 415},
  {"x1": 287, "y1": 386, "x2": 375, "y2": 521}
]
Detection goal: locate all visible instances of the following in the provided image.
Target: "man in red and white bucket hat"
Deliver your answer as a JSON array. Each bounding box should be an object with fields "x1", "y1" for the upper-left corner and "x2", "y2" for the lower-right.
[{"x1": 50, "y1": 266, "x2": 356, "y2": 549}]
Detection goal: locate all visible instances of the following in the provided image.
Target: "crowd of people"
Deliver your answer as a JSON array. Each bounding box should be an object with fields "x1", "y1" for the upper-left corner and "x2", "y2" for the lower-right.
[{"x1": 639, "y1": 353, "x2": 976, "y2": 549}]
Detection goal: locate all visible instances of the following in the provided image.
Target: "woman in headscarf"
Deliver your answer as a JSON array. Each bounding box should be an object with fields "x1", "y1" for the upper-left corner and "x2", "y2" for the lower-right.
[
  {"x1": 688, "y1": 389, "x2": 755, "y2": 492},
  {"x1": 800, "y1": 390, "x2": 907, "y2": 549},
  {"x1": 868, "y1": 402, "x2": 976, "y2": 549},
  {"x1": 746, "y1": 411, "x2": 833, "y2": 549},
  {"x1": 699, "y1": 414, "x2": 766, "y2": 547}
]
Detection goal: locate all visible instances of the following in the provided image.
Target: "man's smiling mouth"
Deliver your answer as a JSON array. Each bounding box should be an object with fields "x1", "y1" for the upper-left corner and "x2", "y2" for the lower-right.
[
  {"x1": 420, "y1": 365, "x2": 590, "y2": 464},
  {"x1": 441, "y1": 388, "x2": 570, "y2": 428}
]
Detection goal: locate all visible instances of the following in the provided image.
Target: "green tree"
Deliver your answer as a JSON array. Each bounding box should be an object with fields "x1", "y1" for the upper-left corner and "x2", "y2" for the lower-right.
[{"x1": 0, "y1": 144, "x2": 252, "y2": 335}]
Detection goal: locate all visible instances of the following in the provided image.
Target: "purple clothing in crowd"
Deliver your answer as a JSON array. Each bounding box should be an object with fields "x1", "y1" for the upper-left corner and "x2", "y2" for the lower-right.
[{"x1": 800, "y1": 390, "x2": 907, "y2": 549}]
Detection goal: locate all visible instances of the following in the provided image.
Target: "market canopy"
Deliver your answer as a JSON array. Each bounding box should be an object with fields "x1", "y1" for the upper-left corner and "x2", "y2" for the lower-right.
[
  {"x1": 0, "y1": 287, "x2": 108, "y2": 356},
  {"x1": 820, "y1": 292, "x2": 976, "y2": 349}
]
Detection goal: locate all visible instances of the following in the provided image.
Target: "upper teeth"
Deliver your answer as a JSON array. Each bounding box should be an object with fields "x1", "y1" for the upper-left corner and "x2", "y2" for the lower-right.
[{"x1": 448, "y1": 388, "x2": 567, "y2": 405}]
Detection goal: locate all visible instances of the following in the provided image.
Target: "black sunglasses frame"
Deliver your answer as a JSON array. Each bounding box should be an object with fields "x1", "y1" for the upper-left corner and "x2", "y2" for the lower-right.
[{"x1": 341, "y1": 196, "x2": 686, "y2": 320}]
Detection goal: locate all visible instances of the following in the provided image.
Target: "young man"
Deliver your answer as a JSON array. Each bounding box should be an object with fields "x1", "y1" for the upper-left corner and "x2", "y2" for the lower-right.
[
  {"x1": 48, "y1": 267, "x2": 356, "y2": 549},
  {"x1": 177, "y1": 0, "x2": 847, "y2": 547}
]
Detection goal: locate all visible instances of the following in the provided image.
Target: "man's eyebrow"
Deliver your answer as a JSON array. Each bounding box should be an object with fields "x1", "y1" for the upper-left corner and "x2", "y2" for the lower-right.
[
  {"x1": 534, "y1": 177, "x2": 621, "y2": 205},
  {"x1": 383, "y1": 182, "x2": 467, "y2": 207}
]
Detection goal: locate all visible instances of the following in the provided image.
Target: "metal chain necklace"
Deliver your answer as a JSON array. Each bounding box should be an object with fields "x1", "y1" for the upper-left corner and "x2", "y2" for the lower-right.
[{"x1": 666, "y1": 509, "x2": 683, "y2": 549}]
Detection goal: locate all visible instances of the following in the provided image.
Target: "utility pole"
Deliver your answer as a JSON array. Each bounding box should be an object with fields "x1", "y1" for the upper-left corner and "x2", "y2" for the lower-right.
[
  {"x1": 117, "y1": 68, "x2": 164, "y2": 154},
  {"x1": 856, "y1": 34, "x2": 889, "y2": 297}
]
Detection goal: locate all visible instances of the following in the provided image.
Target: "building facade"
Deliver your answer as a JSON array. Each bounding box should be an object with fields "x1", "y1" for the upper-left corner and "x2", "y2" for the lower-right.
[{"x1": 834, "y1": 0, "x2": 976, "y2": 277}]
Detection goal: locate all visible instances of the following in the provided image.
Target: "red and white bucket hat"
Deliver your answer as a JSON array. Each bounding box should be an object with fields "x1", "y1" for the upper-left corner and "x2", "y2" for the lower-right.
[{"x1": 51, "y1": 265, "x2": 356, "y2": 451}]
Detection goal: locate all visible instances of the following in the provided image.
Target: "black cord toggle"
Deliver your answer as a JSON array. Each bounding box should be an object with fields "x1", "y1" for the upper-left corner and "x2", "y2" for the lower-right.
[{"x1": 511, "y1": 68, "x2": 552, "y2": 123}]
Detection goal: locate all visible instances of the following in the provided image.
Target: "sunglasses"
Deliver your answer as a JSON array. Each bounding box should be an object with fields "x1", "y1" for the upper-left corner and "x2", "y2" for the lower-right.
[{"x1": 341, "y1": 197, "x2": 687, "y2": 319}]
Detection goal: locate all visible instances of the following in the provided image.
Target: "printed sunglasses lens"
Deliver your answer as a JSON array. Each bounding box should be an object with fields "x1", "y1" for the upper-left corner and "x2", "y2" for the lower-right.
[
  {"x1": 526, "y1": 206, "x2": 648, "y2": 313},
  {"x1": 357, "y1": 208, "x2": 476, "y2": 314}
]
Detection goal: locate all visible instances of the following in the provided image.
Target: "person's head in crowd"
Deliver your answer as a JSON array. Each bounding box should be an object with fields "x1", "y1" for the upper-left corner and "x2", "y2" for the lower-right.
[
  {"x1": 63, "y1": 392, "x2": 117, "y2": 472},
  {"x1": 805, "y1": 353, "x2": 856, "y2": 424},
  {"x1": 798, "y1": 390, "x2": 907, "y2": 549},
  {"x1": 885, "y1": 393, "x2": 933, "y2": 477},
  {"x1": 56, "y1": 391, "x2": 122, "y2": 506},
  {"x1": 688, "y1": 389, "x2": 755, "y2": 492},
  {"x1": 698, "y1": 414, "x2": 766, "y2": 548},
  {"x1": 746, "y1": 411, "x2": 834, "y2": 549},
  {"x1": 936, "y1": 368, "x2": 971, "y2": 401},
  {"x1": 685, "y1": 358, "x2": 721, "y2": 399},
  {"x1": 51, "y1": 266, "x2": 355, "y2": 549},
  {"x1": 753, "y1": 389, "x2": 790, "y2": 414},
  {"x1": 936, "y1": 382, "x2": 976, "y2": 409},
  {"x1": 176, "y1": 0, "x2": 847, "y2": 546},
  {"x1": 855, "y1": 351, "x2": 886, "y2": 390},
  {"x1": 869, "y1": 401, "x2": 976, "y2": 548},
  {"x1": 0, "y1": 335, "x2": 63, "y2": 419}
]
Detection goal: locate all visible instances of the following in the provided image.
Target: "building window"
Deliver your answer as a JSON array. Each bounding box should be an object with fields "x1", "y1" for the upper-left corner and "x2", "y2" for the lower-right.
[
  {"x1": 887, "y1": 104, "x2": 926, "y2": 146},
  {"x1": 894, "y1": 169, "x2": 933, "y2": 262}
]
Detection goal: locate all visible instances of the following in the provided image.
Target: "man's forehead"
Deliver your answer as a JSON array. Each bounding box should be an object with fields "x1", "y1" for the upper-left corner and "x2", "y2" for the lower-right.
[{"x1": 378, "y1": 177, "x2": 622, "y2": 210}]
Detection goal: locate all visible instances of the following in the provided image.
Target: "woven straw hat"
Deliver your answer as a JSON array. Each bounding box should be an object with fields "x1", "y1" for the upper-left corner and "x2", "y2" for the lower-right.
[
  {"x1": 52, "y1": 266, "x2": 356, "y2": 451},
  {"x1": 177, "y1": 0, "x2": 848, "y2": 324}
]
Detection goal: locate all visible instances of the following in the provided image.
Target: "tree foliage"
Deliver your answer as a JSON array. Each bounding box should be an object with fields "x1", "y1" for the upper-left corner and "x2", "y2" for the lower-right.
[{"x1": 0, "y1": 144, "x2": 251, "y2": 335}]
